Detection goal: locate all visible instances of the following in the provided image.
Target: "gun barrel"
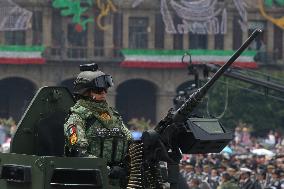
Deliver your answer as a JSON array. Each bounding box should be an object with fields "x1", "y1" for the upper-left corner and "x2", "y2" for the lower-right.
[{"x1": 172, "y1": 29, "x2": 262, "y2": 123}]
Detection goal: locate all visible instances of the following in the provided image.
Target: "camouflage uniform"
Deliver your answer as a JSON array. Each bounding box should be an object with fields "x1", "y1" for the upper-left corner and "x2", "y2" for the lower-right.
[
  {"x1": 64, "y1": 98, "x2": 132, "y2": 165},
  {"x1": 217, "y1": 180, "x2": 239, "y2": 189}
]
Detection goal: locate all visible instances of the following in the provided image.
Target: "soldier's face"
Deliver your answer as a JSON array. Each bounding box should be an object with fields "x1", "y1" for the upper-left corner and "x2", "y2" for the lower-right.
[{"x1": 91, "y1": 90, "x2": 107, "y2": 101}]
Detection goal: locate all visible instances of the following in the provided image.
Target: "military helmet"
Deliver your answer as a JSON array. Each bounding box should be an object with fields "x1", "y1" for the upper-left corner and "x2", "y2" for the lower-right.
[{"x1": 73, "y1": 63, "x2": 114, "y2": 95}]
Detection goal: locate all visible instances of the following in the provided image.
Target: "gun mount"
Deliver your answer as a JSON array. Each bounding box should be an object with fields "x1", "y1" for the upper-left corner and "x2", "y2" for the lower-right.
[
  {"x1": 140, "y1": 29, "x2": 262, "y2": 188},
  {"x1": 156, "y1": 29, "x2": 262, "y2": 134}
]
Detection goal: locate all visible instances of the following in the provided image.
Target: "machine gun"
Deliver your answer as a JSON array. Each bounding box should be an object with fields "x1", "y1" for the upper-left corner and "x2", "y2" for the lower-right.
[{"x1": 129, "y1": 29, "x2": 262, "y2": 189}]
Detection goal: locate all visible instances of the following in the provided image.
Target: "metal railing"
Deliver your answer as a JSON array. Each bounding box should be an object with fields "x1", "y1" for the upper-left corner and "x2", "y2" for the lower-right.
[
  {"x1": 45, "y1": 47, "x2": 284, "y2": 65},
  {"x1": 45, "y1": 46, "x2": 123, "y2": 62}
]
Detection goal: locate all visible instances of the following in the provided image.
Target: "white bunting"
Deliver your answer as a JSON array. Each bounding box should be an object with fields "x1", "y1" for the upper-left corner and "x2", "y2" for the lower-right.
[{"x1": 0, "y1": 0, "x2": 32, "y2": 31}]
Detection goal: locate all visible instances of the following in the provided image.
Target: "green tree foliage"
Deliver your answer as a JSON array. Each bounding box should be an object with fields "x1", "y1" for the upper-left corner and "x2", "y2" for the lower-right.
[
  {"x1": 128, "y1": 118, "x2": 153, "y2": 131},
  {"x1": 0, "y1": 117, "x2": 16, "y2": 128},
  {"x1": 195, "y1": 76, "x2": 284, "y2": 135}
]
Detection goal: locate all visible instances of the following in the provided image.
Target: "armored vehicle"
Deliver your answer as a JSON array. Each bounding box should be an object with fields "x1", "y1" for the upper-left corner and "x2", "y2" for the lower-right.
[
  {"x1": 0, "y1": 87, "x2": 116, "y2": 189},
  {"x1": 0, "y1": 29, "x2": 262, "y2": 189}
]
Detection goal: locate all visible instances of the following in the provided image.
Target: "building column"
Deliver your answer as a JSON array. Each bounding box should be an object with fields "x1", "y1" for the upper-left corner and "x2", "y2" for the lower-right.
[
  {"x1": 87, "y1": 11, "x2": 95, "y2": 58},
  {"x1": 266, "y1": 22, "x2": 274, "y2": 53},
  {"x1": 148, "y1": 14, "x2": 155, "y2": 49},
  {"x1": 122, "y1": 12, "x2": 129, "y2": 48},
  {"x1": 26, "y1": 28, "x2": 33, "y2": 45},
  {"x1": 164, "y1": 33, "x2": 174, "y2": 50},
  {"x1": 242, "y1": 28, "x2": 248, "y2": 44},
  {"x1": 208, "y1": 34, "x2": 214, "y2": 50},
  {"x1": 104, "y1": 15, "x2": 114, "y2": 57},
  {"x1": 42, "y1": 7, "x2": 52, "y2": 47},
  {"x1": 0, "y1": 32, "x2": 4, "y2": 44},
  {"x1": 183, "y1": 33, "x2": 189, "y2": 50}
]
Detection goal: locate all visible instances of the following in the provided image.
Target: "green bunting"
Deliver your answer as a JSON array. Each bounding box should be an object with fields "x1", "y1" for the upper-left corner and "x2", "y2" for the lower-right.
[
  {"x1": 52, "y1": 0, "x2": 94, "y2": 31},
  {"x1": 275, "y1": 0, "x2": 284, "y2": 6},
  {"x1": 264, "y1": 0, "x2": 284, "y2": 7}
]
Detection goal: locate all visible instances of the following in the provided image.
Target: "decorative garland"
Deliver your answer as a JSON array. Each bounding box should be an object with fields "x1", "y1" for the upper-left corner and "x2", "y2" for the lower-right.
[
  {"x1": 233, "y1": 0, "x2": 248, "y2": 31},
  {"x1": 52, "y1": 0, "x2": 117, "y2": 32},
  {"x1": 132, "y1": 0, "x2": 145, "y2": 8},
  {"x1": 121, "y1": 49, "x2": 258, "y2": 69},
  {"x1": 134, "y1": 0, "x2": 250, "y2": 34},
  {"x1": 161, "y1": 0, "x2": 227, "y2": 34},
  {"x1": 260, "y1": 0, "x2": 284, "y2": 30},
  {"x1": 52, "y1": 0, "x2": 93, "y2": 31},
  {"x1": 0, "y1": 45, "x2": 46, "y2": 64},
  {"x1": 0, "y1": 0, "x2": 32, "y2": 31}
]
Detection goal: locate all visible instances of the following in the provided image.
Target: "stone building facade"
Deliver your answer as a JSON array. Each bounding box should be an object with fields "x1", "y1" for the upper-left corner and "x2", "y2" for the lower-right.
[{"x1": 0, "y1": 0, "x2": 283, "y2": 123}]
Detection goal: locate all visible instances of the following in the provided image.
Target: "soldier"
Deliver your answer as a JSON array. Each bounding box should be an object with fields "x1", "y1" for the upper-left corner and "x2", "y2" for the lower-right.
[
  {"x1": 208, "y1": 168, "x2": 220, "y2": 189},
  {"x1": 202, "y1": 164, "x2": 211, "y2": 181},
  {"x1": 239, "y1": 168, "x2": 254, "y2": 189},
  {"x1": 217, "y1": 172, "x2": 239, "y2": 189},
  {"x1": 270, "y1": 169, "x2": 281, "y2": 189},
  {"x1": 266, "y1": 164, "x2": 276, "y2": 186},
  {"x1": 184, "y1": 164, "x2": 195, "y2": 181},
  {"x1": 64, "y1": 63, "x2": 132, "y2": 187},
  {"x1": 188, "y1": 178, "x2": 201, "y2": 189},
  {"x1": 227, "y1": 167, "x2": 239, "y2": 184}
]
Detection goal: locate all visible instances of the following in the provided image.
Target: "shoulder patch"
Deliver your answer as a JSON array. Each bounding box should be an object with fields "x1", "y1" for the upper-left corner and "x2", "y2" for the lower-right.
[
  {"x1": 67, "y1": 124, "x2": 77, "y2": 137},
  {"x1": 100, "y1": 112, "x2": 111, "y2": 121},
  {"x1": 70, "y1": 133, "x2": 78, "y2": 145},
  {"x1": 67, "y1": 124, "x2": 78, "y2": 145}
]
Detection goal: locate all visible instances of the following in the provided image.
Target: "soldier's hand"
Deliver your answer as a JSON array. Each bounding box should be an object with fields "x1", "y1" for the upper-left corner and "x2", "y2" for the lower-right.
[{"x1": 108, "y1": 166, "x2": 127, "y2": 179}]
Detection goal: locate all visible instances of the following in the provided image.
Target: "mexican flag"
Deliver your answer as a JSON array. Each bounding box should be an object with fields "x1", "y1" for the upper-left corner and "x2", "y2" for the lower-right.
[
  {"x1": 0, "y1": 45, "x2": 46, "y2": 64},
  {"x1": 121, "y1": 49, "x2": 258, "y2": 69}
]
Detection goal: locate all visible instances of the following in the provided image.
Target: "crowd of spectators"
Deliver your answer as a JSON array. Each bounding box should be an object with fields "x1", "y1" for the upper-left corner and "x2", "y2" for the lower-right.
[
  {"x1": 0, "y1": 117, "x2": 16, "y2": 153},
  {"x1": 1, "y1": 117, "x2": 284, "y2": 189},
  {"x1": 179, "y1": 126, "x2": 284, "y2": 189}
]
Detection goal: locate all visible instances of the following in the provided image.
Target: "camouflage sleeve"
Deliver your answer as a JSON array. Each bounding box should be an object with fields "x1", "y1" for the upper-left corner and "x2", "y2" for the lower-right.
[
  {"x1": 121, "y1": 122, "x2": 133, "y2": 141},
  {"x1": 64, "y1": 113, "x2": 89, "y2": 155}
]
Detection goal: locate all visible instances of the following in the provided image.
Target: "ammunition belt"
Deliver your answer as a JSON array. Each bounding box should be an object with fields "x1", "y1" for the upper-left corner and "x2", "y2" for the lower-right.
[{"x1": 127, "y1": 141, "x2": 163, "y2": 189}]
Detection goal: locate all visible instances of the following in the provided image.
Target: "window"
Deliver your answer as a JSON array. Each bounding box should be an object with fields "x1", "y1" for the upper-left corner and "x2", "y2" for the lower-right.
[
  {"x1": 173, "y1": 34, "x2": 183, "y2": 50},
  {"x1": 32, "y1": 11, "x2": 43, "y2": 45},
  {"x1": 189, "y1": 33, "x2": 207, "y2": 49},
  {"x1": 215, "y1": 34, "x2": 224, "y2": 50},
  {"x1": 5, "y1": 31, "x2": 25, "y2": 45},
  {"x1": 67, "y1": 21, "x2": 88, "y2": 59},
  {"x1": 173, "y1": 16, "x2": 183, "y2": 50},
  {"x1": 67, "y1": 23, "x2": 87, "y2": 47},
  {"x1": 155, "y1": 14, "x2": 164, "y2": 49},
  {"x1": 52, "y1": 10, "x2": 63, "y2": 47},
  {"x1": 129, "y1": 17, "x2": 148, "y2": 49}
]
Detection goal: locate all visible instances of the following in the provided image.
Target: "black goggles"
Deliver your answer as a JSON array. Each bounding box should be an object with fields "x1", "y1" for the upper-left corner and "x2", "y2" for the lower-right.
[
  {"x1": 92, "y1": 75, "x2": 113, "y2": 88},
  {"x1": 93, "y1": 87, "x2": 108, "y2": 94}
]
